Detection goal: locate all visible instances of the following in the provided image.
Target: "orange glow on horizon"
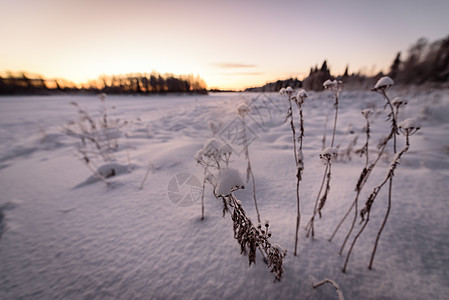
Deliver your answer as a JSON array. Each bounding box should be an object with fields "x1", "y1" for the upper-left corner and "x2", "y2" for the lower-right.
[{"x1": 1, "y1": 1, "x2": 448, "y2": 91}]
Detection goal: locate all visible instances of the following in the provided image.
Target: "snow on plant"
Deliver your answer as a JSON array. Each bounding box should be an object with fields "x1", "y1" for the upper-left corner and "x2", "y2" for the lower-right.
[
  {"x1": 194, "y1": 142, "x2": 286, "y2": 281},
  {"x1": 341, "y1": 77, "x2": 420, "y2": 272},
  {"x1": 313, "y1": 278, "x2": 345, "y2": 300},
  {"x1": 225, "y1": 192, "x2": 287, "y2": 282},
  {"x1": 323, "y1": 79, "x2": 343, "y2": 147},
  {"x1": 194, "y1": 137, "x2": 230, "y2": 220},
  {"x1": 329, "y1": 109, "x2": 374, "y2": 253},
  {"x1": 305, "y1": 147, "x2": 338, "y2": 238},
  {"x1": 215, "y1": 168, "x2": 245, "y2": 196},
  {"x1": 237, "y1": 103, "x2": 261, "y2": 223},
  {"x1": 64, "y1": 93, "x2": 127, "y2": 184},
  {"x1": 343, "y1": 119, "x2": 420, "y2": 272},
  {"x1": 391, "y1": 97, "x2": 408, "y2": 119},
  {"x1": 306, "y1": 80, "x2": 342, "y2": 238},
  {"x1": 216, "y1": 171, "x2": 286, "y2": 282},
  {"x1": 279, "y1": 87, "x2": 308, "y2": 256}
]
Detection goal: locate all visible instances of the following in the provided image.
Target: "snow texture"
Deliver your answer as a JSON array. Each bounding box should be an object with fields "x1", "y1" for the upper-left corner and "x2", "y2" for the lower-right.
[{"x1": 1, "y1": 91, "x2": 449, "y2": 299}]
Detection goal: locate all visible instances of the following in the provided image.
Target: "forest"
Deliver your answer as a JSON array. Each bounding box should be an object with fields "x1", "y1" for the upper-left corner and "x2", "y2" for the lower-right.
[
  {"x1": 246, "y1": 35, "x2": 449, "y2": 92},
  {"x1": 0, "y1": 72, "x2": 208, "y2": 95}
]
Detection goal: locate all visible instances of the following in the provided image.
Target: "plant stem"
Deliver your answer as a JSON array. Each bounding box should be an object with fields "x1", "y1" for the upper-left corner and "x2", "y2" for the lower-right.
[
  {"x1": 343, "y1": 134, "x2": 409, "y2": 272},
  {"x1": 331, "y1": 94, "x2": 339, "y2": 147},
  {"x1": 201, "y1": 167, "x2": 207, "y2": 220},
  {"x1": 294, "y1": 105, "x2": 304, "y2": 256},
  {"x1": 338, "y1": 190, "x2": 360, "y2": 255},
  {"x1": 306, "y1": 162, "x2": 329, "y2": 238},
  {"x1": 331, "y1": 116, "x2": 370, "y2": 251},
  {"x1": 307, "y1": 91, "x2": 339, "y2": 239},
  {"x1": 139, "y1": 161, "x2": 153, "y2": 189},
  {"x1": 342, "y1": 211, "x2": 370, "y2": 273},
  {"x1": 242, "y1": 115, "x2": 260, "y2": 223},
  {"x1": 287, "y1": 98, "x2": 298, "y2": 165},
  {"x1": 249, "y1": 165, "x2": 260, "y2": 223},
  {"x1": 368, "y1": 177, "x2": 392, "y2": 269},
  {"x1": 368, "y1": 90, "x2": 398, "y2": 269}
]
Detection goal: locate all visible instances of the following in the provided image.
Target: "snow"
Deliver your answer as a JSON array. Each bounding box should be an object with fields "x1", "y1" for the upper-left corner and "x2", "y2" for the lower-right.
[
  {"x1": 392, "y1": 96, "x2": 408, "y2": 107},
  {"x1": 220, "y1": 143, "x2": 233, "y2": 155},
  {"x1": 323, "y1": 80, "x2": 342, "y2": 89},
  {"x1": 296, "y1": 89, "x2": 308, "y2": 100},
  {"x1": 1, "y1": 90, "x2": 449, "y2": 299},
  {"x1": 398, "y1": 118, "x2": 421, "y2": 130},
  {"x1": 215, "y1": 168, "x2": 245, "y2": 196},
  {"x1": 322, "y1": 147, "x2": 339, "y2": 156},
  {"x1": 373, "y1": 76, "x2": 394, "y2": 91}
]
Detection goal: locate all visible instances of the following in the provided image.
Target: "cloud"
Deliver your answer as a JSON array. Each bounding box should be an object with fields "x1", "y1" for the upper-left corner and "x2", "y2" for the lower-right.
[{"x1": 211, "y1": 63, "x2": 258, "y2": 69}]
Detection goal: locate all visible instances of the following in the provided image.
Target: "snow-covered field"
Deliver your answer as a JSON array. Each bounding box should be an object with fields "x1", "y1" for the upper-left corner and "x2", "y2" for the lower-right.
[{"x1": 1, "y1": 89, "x2": 449, "y2": 299}]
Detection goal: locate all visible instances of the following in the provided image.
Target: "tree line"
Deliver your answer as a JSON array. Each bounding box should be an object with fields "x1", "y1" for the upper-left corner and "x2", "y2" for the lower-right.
[
  {"x1": 246, "y1": 34, "x2": 449, "y2": 92},
  {"x1": 0, "y1": 72, "x2": 208, "y2": 95}
]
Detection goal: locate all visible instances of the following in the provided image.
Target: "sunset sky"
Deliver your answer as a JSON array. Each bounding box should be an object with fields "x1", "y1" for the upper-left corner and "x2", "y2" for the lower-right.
[{"x1": 1, "y1": 0, "x2": 448, "y2": 90}]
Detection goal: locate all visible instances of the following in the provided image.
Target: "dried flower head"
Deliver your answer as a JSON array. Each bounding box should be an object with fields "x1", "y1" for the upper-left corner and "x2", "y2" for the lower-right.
[
  {"x1": 361, "y1": 108, "x2": 373, "y2": 119},
  {"x1": 323, "y1": 80, "x2": 343, "y2": 97},
  {"x1": 98, "y1": 93, "x2": 107, "y2": 102},
  {"x1": 220, "y1": 144, "x2": 233, "y2": 155},
  {"x1": 280, "y1": 86, "x2": 294, "y2": 98},
  {"x1": 237, "y1": 103, "x2": 251, "y2": 117},
  {"x1": 203, "y1": 138, "x2": 222, "y2": 158},
  {"x1": 372, "y1": 76, "x2": 394, "y2": 92},
  {"x1": 294, "y1": 89, "x2": 308, "y2": 105},
  {"x1": 398, "y1": 118, "x2": 421, "y2": 135},
  {"x1": 392, "y1": 97, "x2": 408, "y2": 109},
  {"x1": 320, "y1": 147, "x2": 338, "y2": 163},
  {"x1": 194, "y1": 149, "x2": 204, "y2": 163}
]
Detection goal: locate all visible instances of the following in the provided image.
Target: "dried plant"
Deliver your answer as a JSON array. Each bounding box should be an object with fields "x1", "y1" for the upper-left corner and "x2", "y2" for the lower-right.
[
  {"x1": 64, "y1": 93, "x2": 126, "y2": 184},
  {"x1": 280, "y1": 87, "x2": 308, "y2": 256},
  {"x1": 139, "y1": 160, "x2": 155, "y2": 190},
  {"x1": 195, "y1": 139, "x2": 286, "y2": 281},
  {"x1": 237, "y1": 103, "x2": 261, "y2": 223},
  {"x1": 341, "y1": 77, "x2": 420, "y2": 272},
  {"x1": 208, "y1": 120, "x2": 222, "y2": 137},
  {"x1": 221, "y1": 192, "x2": 287, "y2": 282},
  {"x1": 323, "y1": 80, "x2": 342, "y2": 146},
  {"x1": 342, "y1": 119, "x2": 419, "y2": 272},
  {"x1": 305, "y1": 147, "x2": 338, "y2": 238},
  {"x1": 313, "y1": 278, "x2": 345, "y2": 300},
  {"x1": 194, "y1": 138, "x2": 231, "y2": 220},
  {"x1": 305, "y1": 80, "x2": 342, "y2": 238},
  {"x1": 328, "y1": 109, "x2": 373, "y2": 250}
]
